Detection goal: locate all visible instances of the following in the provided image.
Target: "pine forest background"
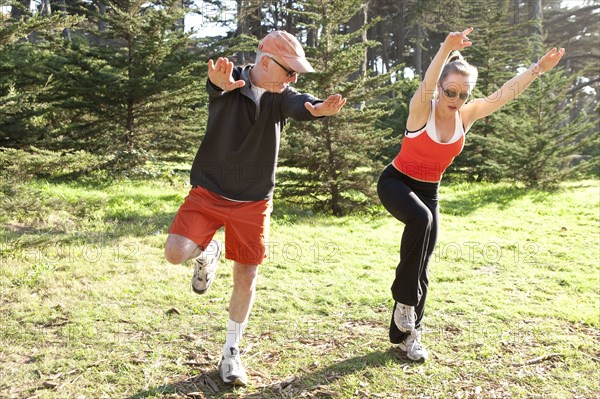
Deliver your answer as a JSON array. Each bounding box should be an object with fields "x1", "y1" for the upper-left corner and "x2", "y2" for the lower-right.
[{"x1": 0, "y1": 0, "x2": 598, "y2": 215}]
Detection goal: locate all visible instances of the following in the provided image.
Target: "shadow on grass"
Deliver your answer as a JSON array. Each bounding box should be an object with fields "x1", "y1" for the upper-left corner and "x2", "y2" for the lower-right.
[
  {"x1": 270, "y1": 200, "x2": 388, "y2": 228},
  {"x1": 125, "y1": 348, "x2": 410, "y2": 399},
  {"x1": 1, "y1": 178, "x2": 183, "y2": 246},
  {"x1": 0, "y1": 211, "x2": 176, "y2": 244},
  {"x1": 441, "y1": 183, "x2": 554, "y2": 217},
  {"x1": 2, "y1": 180, "x2": 567, "y2": 250}
]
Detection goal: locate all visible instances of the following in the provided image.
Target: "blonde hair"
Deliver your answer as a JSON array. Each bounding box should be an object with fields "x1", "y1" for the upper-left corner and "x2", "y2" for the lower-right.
[{"x1": 439, "y1": 51, "x2": 478, "y2": 90}]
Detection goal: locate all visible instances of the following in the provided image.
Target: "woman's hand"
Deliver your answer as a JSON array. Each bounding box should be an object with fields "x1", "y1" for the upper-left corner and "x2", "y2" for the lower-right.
[
  {"x1": 534, "y1": 47, "x2": 566, "y2": 74},
  {"x1": 443, "y1": 27, "x2": 474, "y2": 51}
]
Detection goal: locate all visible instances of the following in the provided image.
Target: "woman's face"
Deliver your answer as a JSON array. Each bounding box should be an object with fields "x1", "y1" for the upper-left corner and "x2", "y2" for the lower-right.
[{"x1": 438, "y1": 73, "x2": 473, "y2": 112}]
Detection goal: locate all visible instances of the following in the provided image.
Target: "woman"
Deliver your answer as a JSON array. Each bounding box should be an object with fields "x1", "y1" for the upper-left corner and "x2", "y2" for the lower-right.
[{"x1": 377, "y1": 27, "x2": 564, "y2": 362}]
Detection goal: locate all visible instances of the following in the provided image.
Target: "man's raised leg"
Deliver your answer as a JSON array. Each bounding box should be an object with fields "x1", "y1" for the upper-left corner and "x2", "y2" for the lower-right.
[
  {"x1": 165, "y1": 234, "x2": 222, "y2": 294},
  {"x1": 164, "y1": 233, "x2": 203, "y2": 265}
]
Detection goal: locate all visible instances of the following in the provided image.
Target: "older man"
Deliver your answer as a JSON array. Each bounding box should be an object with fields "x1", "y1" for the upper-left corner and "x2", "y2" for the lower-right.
[{"x1": 164, "y1": 30, "x2": 346, "y2": 386}]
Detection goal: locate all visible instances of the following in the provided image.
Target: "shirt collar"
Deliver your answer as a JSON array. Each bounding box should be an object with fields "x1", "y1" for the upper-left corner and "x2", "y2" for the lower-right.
[{"x1": 239, "y1": 65, "x2": 255, "y2": 99}]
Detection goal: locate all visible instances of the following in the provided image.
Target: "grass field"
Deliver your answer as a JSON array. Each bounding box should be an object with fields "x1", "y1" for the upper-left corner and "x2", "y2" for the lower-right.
[{"x1": 0, "y1": 177, "x2": 598, "y2": 398}]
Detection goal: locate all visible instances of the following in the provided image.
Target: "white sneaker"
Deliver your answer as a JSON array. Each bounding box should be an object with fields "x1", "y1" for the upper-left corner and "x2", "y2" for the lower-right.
[
  {"x1": 393, "y1": 302, "x2": 416, "y2": 333},
  {"x1": 218, "y1": 347, "x2": 248, "y2": 386},
  {"x1": 399, "y1": 329, "x2": 428, "y2": 362},
  {"x1": 191, "y1": 240, "x2": 222, "y2": 295}
]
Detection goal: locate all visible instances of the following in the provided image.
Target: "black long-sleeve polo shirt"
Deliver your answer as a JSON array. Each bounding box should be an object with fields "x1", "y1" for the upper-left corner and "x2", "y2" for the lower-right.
[{"x1": 190, "y1": 65, "x2": 322, "y2": 201}]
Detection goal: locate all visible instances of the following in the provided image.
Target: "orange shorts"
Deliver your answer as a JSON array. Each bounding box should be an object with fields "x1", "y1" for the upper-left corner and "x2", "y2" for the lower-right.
[{"x1": 168, "y1": 186, "x2": 272, "y2": 265}]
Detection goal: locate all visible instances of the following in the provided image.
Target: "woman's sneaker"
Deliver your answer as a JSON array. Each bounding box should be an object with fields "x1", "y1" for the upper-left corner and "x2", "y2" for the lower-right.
[
  {"x1": 191, "y1": 240, "x2": 222, "y2": 295},
  {"x1": 218, "y1": 347, "x2": 248, "y2": 386},
  {"x1": 393, "y1": 302, "x2": 416, "y2": 333},
  {"x1": 399, "y1": 329, "x2": 428, "y2": 362}
]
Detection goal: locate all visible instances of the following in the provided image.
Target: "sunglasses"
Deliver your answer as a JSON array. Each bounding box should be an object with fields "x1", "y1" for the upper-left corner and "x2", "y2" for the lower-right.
[
  {"x1": 269, "y1": 57, "x2": 297, "y2": 78},
  {"x1": 441, "y1": 86, "x2": 470, "y2": 100}
]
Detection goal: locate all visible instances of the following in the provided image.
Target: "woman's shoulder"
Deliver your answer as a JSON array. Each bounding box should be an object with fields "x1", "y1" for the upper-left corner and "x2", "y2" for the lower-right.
[
  {"x1": 457, "y1": 101, "x2": 480, "y2": 132},
  {"x1": 406, "y1": 98, "x2": 433, "y2": 131}
]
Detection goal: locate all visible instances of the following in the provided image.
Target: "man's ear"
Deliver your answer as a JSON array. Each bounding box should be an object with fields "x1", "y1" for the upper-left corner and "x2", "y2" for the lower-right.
[{"x1": 259, "y1": 55, "x2": 270, "y2": 71}]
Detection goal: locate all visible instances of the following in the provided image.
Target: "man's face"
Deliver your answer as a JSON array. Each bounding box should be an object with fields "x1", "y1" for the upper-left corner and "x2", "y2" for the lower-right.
[{"x1": 265, "y1": 56, "x2": 299, "y2": 93}]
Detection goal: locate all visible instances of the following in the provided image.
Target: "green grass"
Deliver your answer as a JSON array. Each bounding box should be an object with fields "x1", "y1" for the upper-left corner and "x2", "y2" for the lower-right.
[{"x1": 0, "y1": 178, "x2": 598, "y2": 398}]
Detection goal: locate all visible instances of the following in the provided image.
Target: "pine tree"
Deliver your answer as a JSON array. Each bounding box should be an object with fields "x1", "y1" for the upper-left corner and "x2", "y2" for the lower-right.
[
  {"x1": 364, "y1": 0, "x2": 598, "y2": 184},
  {"x1": 0, "y1": 42, "x2": 55, "y2": 149},
  {"x1": 447, "y1": 1, "x2": 533, "y2": 182},
  {"x1": 39, "y1": 0, "x2": 207, "y2": 171},
  {"x1": 0, "y1": 0, "x2": 80, "y2": 151},
  {"x1": 1, "y1": 0, "x2": 78, "y2": 46},
  {"x1": 505, "y1": 67, "x2": 595, "y2": 186},
  {"x1": 451, "y1": 1, "x2": 596, "y2": 184},
  {"x1": 544, "y1": 1, "x2": 599, "y2": 177},
  {"x1": 278, "y1": 0, "x2": 409, "y2": 215}
]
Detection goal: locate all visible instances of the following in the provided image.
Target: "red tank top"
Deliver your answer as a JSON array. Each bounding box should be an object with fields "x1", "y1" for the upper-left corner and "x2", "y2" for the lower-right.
[{"x1": 393, "y1": 100, "x2": 465, "y2": 182}]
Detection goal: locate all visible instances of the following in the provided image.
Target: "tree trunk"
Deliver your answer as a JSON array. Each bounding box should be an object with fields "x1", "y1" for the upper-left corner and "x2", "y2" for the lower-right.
[
  {"x1": 40, "y1": 0, "x2": 51, "y2": 15},
  {"x1": 235, "y1": 0, "x2": 246, "y2": 63},
  {"x1": 174, "y1": 0, "x2": 185, "y2": 32},
  {"x1": 285, "y1": 0, "x2": 294, "y2": 32},
  {"x1": 307, "y1": 27, "x2": 316, "y2": 47},
  {"x1": 53, "y1": 0, "x2": 71, "y2": 40},
  {"x1": 358, "y1": 1, "x2": 368, "y2": 109},
  {"x1": 325, "y1": 120, "x2": 341, "y2": 216},
  {"x1": 529, "y1": 0, "x2": 543, "y2": 59},
  {"x1": 331, "y1": 182, "x2": 341, "y2": 216},
  {"x1": 98, "y1": 1, "x2": 108, "y2": 32},
  {"x1": 347, "y1": 2, "x2": 368, "y2": 80},
  {"x1": 361, "y1": 1, "x2": 368, "y2": 76},
  {"x1": 395, "y1": 0, "x2": 406, "y2": 70},
  {"x1": 126, "y1": 37, "x2": 135, "y2": 144},
  {"x1": 233, "y1": 0, "x2": 265, "y2": 63},
  {"x1": 415, "y1": 22, "x2": 422, "y2": 79}
]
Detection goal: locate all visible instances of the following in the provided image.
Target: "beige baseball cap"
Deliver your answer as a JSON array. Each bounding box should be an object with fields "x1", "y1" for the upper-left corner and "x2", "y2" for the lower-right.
[{"x1": 258, "y1": 30, "x2": 315, "y2": 73}]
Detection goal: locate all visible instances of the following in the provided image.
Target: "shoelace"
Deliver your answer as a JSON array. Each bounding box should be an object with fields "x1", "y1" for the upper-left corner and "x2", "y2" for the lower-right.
[
  {"x1": 196, "y1": 257, "x2": 207, "y2": 267},
  {"x1": 410, "y1": 339, "x2": 423, "y2": 351}
]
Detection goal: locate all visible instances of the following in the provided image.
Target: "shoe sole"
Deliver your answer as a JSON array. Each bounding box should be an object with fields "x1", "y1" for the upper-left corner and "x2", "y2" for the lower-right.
[
  {"x1": 191, "y1": 286, "x2": 208, "y2": 295},
  {"x1": 229, "y1": 377, "x2": 247, "y2": 386},
  {"x1": 218, "y1": 368, "x2": 247, "y2": 386},
  {"x1": 191, "y1": 276, "x2": 212, "y2": 295}
]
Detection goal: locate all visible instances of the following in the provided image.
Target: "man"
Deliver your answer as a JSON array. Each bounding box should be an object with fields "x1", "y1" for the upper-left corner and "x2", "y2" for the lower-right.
[{"x1": 164, "y1": 30, "x2": 346, "y2": 386}]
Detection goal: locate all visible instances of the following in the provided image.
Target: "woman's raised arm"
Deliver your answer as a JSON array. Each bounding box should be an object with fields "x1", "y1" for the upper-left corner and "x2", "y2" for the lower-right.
[
  {"x1": 461, "y1": 47, "x2": 565, "y2": 126},
  {"x1": 406, "y1": 28, "x2": 473, "y2": 131}
]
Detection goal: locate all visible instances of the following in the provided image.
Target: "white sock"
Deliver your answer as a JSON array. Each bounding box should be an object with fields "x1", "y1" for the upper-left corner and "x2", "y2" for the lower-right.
[{"x1": 223, "y1": 319, "x2": 246, "y2": 356}]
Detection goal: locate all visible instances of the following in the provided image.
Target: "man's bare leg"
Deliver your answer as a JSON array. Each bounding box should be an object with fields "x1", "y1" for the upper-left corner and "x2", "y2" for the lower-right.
[{"x1": 164, "y1": 233, "x2": 203, "y2": 264}]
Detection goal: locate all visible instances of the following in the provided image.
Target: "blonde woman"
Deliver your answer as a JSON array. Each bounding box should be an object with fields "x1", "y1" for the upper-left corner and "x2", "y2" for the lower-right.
[{"x1": 378, "y1": 27, "x2": 564, "y2": 361}]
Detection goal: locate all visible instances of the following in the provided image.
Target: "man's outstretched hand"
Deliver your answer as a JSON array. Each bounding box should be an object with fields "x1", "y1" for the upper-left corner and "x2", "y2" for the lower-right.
[
  {"x1": 305, "y1": 94, "x2": 347, "y2": 117},
  {"x1": 208, "y1": 57, "x2": 245, "y2": 92}
]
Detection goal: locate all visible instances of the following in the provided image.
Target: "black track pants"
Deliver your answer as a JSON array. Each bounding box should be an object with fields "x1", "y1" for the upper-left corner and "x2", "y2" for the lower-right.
[{"x1": 377, "y1": 164, "x2": 439, "y2": 343}]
